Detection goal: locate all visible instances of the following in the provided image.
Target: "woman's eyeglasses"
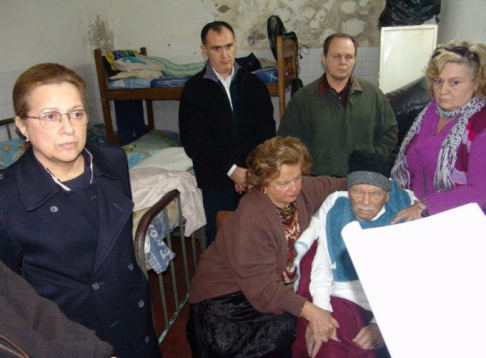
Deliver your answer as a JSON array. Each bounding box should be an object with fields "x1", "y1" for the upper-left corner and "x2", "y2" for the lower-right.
[
  {"x1": 24, "y1": 109, "x2": 89, "y2": 129},
  {"x1": 432, "y1": 45, "x2": 479, "y2": 63}
]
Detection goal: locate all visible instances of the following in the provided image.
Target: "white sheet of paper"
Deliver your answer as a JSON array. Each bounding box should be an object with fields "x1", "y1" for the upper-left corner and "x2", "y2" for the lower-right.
[{"x1": 342, "y1": 203, "x2": 486, "y2": 358}]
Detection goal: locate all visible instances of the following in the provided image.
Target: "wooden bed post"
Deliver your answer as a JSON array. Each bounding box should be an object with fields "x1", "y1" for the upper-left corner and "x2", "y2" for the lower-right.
[
  {"x1": 277, "y1": 36, "x2": 286, "y2": 120},
  {"x1": 276, "y1": 35, "x2": 299, "y2": 120},
  {"x1": 94, "y1": 48, "x2": 119, "y2": 144},
  {"x1": 140, "y1": 47, "x2": 155, "y2": 132}
]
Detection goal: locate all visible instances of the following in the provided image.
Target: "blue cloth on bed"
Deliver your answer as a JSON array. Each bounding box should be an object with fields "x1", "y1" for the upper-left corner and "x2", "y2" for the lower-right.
[
  {"x1": 146, "y1": 215, "x2": 177, "y2": 274},
  {"x1": 109, "y1": 78, "x2": 153, "y2": 89},
  {"x1": 0, "y1": 139, "x2": 28, "y2": 168},
  {"x1": 151, "y1": 76, "x2": 192, "y2": 87},
  {"x1": 253, "y1": 67, "x2": 278, "y2": 83}
]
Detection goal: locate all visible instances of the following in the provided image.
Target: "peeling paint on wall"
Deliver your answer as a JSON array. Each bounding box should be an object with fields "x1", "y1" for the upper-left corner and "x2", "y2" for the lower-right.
[
  {"x1": 87, "y1": 15, "x2": 114, "y2": 53},
  {"x1": 205, "y1": 0, "x2": 385, "y2": 51},
  {"x1": 342, "y1": 18, "x2": 366, "y2": 36},
  {"x1": 218, "y1": 5, "x2": 231, "y2": 13}
]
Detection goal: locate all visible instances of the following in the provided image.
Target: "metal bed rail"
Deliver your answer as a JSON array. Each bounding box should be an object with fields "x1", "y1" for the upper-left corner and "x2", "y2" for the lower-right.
[
  {"x1": 0, "y1": 118, "x2": 15, "y2": 140},
  {"x1": 133, "y1": 189, "x2": 203, "y2": 344}
]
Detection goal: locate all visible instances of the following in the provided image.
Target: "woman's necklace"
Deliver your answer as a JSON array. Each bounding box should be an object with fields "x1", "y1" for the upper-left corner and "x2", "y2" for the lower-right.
[{"x1": 274, "y1": 201, "x2": 297, "y2": 220}]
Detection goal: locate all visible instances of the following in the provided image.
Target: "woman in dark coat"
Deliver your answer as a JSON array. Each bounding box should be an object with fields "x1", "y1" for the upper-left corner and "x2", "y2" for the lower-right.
[{"x1": 0, "y1": 63, "x2": 160, "y2": 357}]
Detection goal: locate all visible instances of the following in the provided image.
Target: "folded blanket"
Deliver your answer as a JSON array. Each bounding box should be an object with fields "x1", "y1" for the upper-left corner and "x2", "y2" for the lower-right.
[
  {"x1": 114, "y1": 55, "x2": 205, "y2": 77},
  {"x1": 130, "y1": 167, "x2": 206, "y2": 236},
  {"x1": 105, "y1": 49, "x2": 140, "y2": 71}
]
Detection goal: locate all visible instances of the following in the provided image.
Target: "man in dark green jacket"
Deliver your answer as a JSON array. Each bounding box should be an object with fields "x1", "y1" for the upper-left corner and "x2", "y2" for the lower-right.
[{"x1": 278, "y1": 33, "x2": 397, "y2": 177}]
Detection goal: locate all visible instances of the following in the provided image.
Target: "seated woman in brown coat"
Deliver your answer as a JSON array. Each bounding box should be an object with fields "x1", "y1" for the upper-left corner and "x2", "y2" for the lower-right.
[{"x1": 186, "y1": 136, "x2": 347, "y2": 357}]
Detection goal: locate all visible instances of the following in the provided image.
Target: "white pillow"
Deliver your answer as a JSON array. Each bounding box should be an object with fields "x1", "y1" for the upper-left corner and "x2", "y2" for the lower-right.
[{"x1": 131, "y1": 147, "x2": 193, "y2": 171}]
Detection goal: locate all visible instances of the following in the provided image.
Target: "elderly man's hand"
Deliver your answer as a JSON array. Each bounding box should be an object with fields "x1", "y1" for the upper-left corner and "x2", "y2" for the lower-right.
[
  {"x1": 352, "y1": 323, "x2": 385, "y2": 350},
  {"x1": 391, "y1": 201, "x2": 422, "y2": 224}
]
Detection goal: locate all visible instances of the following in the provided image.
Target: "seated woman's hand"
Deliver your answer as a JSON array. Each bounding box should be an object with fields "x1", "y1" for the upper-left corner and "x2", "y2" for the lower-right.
[
  {"x1": 352, "y1": 323, "x2": 385, "y2": 350},
  {"x1": 301, "y1": 301, "x2": 340, "y2": 357}
]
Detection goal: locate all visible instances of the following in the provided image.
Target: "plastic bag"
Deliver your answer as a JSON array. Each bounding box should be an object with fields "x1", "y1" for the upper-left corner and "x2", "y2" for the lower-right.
[
  {"x1": 385, "y1": 77, "x2": 432, "y2": 172},
  {"x1": 386, "y1": 76, "x2": 432, "y2": 145},
  {"x1": 379, "y1": 0, "x2": 441, "y2": 27},
  {"x1": 236, "y1": 53, "x2": 262, "y2": 72}
]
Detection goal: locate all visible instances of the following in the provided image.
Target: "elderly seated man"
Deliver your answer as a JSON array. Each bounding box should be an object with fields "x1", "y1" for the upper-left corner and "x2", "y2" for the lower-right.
[{"x1": 292, "y1": 150, "x2": 416, "y2": 358}]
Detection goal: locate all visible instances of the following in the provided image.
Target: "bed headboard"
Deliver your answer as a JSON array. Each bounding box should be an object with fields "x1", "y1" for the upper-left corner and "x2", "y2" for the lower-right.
[
  {"x1": 0, "y1": 117, "x2": 16, "y2": 140},
  {"x1": 94, "y1": 47, "x2": 157, "y2": 144}
]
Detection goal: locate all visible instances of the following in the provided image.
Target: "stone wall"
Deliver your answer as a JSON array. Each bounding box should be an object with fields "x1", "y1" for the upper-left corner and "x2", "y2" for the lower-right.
[{"x1": 203, "y1": 0, "x2": 386, "y2": 51}]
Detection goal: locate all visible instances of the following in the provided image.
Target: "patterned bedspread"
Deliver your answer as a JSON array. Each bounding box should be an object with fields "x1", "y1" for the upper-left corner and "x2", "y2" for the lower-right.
[{"x1": 132, "y1": 202, "x2": 179, "y2": 274}]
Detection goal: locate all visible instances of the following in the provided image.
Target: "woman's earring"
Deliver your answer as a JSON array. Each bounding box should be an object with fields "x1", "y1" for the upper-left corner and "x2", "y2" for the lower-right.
[
  {"x1": 25, "y1": 138, "x2": 29, "y2": 142},
  {"x1": 260, "y1": 186, "x2": 267, "y2": 194}
]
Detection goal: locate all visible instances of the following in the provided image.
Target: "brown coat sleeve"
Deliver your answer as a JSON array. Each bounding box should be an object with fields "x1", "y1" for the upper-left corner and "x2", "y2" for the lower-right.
[
  {"x1": 0, "y1": 261, "x2": 113, "y2": 358},
  {"x1": 216, "y1": 176, "x2": 346, "y2": 317}
]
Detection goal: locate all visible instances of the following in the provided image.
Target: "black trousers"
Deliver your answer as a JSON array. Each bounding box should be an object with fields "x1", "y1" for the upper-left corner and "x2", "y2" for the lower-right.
[{"x1": 187, "y1": 292, "x2": 296, "y2": 358}]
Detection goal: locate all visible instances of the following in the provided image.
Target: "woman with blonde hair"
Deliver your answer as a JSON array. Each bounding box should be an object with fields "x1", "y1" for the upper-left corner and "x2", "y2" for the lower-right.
[
  {"x1": 187, "y1": 136, "x2": 346, "y2": 357},
  {"x1": 392, "y1": 40, "x2": 486, "y2": 222}
]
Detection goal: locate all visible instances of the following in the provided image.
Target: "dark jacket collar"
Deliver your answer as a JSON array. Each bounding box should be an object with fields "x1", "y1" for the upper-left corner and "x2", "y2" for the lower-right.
[
  {"x1": 15, "y1": 142, "x2": 121, "y2": 211},
  {"x1": 86, "y1": 140, "x2": 122, "y2": 181},
  {"x1": 203, "y1": 61, "x2": 241, "y2": 83},
  {"x1": 318, "y1": 73, "x2": 363, "y2": 97}
]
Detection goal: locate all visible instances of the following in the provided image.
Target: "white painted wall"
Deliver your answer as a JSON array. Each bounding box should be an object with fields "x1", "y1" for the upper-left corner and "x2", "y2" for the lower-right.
[
  {"x1": 0, "y1": 0, "x2": 107, "y2": 128},
  {"x1": 0, "y1": 0, "x2": 384, "y2": 134},
  {"x1": 2, "y1": 0, "x2": 484, "y2": 136},
  {"x1": 438, "y1": 0, "x2": 486, "y2": 44},
  {"x1": 1, "y1": 1, "x2": 93, "y2": 70},
  {"x1": 106, "y1": 0, "x2": 213, "y2": 58}
]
